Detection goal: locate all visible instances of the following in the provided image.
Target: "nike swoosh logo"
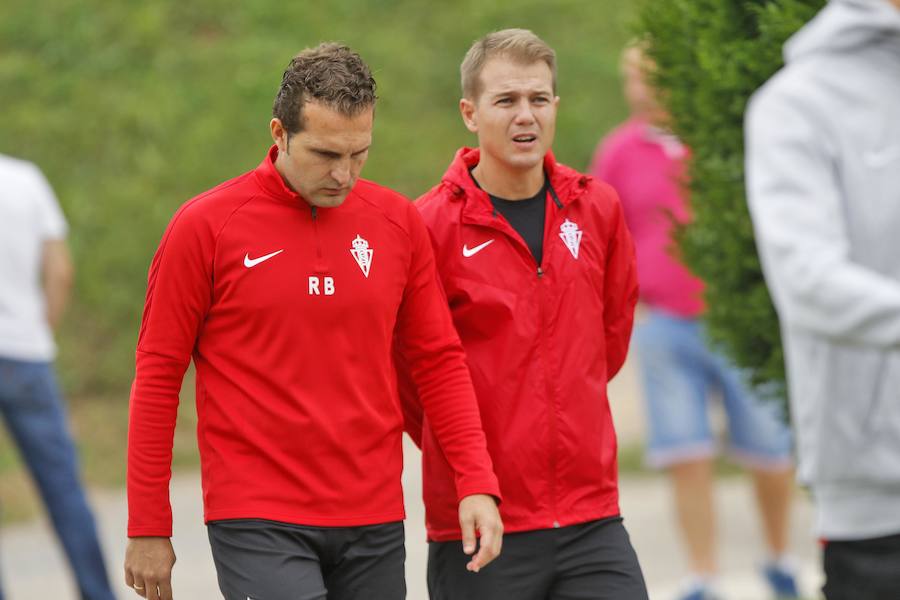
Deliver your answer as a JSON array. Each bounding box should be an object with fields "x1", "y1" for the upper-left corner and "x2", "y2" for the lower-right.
[
  {"x1": 864, "y1": 146, "x2": 900, "y2": 169},
  {"x1": 244, "y1": 249, "x2": 284, "y2": 268},
  {"x1": 462, "y1": 239, "x2": 494, "y2": 258}
]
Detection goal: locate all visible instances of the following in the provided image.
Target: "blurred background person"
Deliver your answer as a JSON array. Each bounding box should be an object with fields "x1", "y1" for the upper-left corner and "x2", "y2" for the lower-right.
[
  {"x1": 745, "y1": 0, "x2": 900, "y2": 598},
  {"x1": 0, "y1": 154, "x2": 115, "y2": 600},
  {"x1": 591, "y1": 44, "x2": 798, "y2": 600}
]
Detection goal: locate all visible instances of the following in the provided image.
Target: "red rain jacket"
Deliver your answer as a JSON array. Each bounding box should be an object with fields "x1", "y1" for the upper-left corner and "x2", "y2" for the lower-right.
[{"x1": 400, "y1": 148, "x2": 638, "y2": 541}]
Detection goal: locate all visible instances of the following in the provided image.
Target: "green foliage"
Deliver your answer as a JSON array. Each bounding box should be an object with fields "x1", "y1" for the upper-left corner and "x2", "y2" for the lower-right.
[
  {"x1": 636, "y1": 0, "x2": 824, "y2": 399},
  {"x1": 1, "y1": 0, "x2": 635, "y2": 397}
]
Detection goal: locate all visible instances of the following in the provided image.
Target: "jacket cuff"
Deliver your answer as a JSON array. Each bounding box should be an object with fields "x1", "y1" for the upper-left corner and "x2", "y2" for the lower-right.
[
  {"x1": 127, "y1": 525, "x2": 173, "y2": 538},
  {"x1": 456, "y1": 476, "x2": 502, "y2": 505}
]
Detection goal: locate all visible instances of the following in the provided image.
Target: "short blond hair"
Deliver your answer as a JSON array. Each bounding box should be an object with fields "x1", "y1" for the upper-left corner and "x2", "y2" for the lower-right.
[{"x1": 460, "y1": 29, "x2": 557, "y2": 100}]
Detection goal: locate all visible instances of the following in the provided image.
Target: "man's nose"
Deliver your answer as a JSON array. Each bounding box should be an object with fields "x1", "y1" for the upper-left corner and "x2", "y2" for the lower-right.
[
  {"x1": 513, "y1": 100, "x2": 536, "y2": 124},
  {"x1": 331, "y1": 161, "x2": 351, "y2": 186}
]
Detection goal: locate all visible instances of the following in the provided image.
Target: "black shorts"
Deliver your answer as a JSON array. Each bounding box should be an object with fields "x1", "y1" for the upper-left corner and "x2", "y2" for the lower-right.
[
  {"x1": 207, "y1": 519, "x2": 406, "y2": 600},
  {"x1": 427, "y1": 516, "x2": 648, "y2": 600},
  {"x1": 822, "y1": 531, "x2": 900, "y2": 600}
]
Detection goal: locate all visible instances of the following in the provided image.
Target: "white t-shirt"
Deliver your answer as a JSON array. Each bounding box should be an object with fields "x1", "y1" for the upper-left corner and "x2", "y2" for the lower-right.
[{"x1": 0, "y1": 155, "x2": 68, "y2": 361}]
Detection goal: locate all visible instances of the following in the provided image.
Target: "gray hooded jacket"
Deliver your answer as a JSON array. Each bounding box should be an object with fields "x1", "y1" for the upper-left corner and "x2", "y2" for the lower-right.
[{"x1": 745, "y1": 0, "x2": 900, "y2": 540}]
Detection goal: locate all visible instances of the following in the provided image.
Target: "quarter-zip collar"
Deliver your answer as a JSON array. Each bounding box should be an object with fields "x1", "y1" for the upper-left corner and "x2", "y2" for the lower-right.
[
  {"x1": 253, "y1": 145, "x2": 308, "y2": 206},
  {"x1": 441, "y1": 147, "x2": 590, "y2": 227}
]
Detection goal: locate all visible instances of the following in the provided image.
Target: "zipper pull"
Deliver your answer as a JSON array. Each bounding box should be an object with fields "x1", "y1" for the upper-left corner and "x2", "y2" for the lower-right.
[
  {"x1": 311, "y1": 206, "x2": 318, "y2": 220},
  {"x1": 537, "y1": 266, "x2": 544, "y2": 277}
]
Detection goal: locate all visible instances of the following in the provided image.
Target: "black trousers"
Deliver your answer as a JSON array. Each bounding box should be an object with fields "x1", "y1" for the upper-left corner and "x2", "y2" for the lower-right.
[
  {"x1": 822, "y1": 531, "x2": 900, "y2": 600},
  {"x1": 207, "y1": 519, "x2": 406, "y2": 600},
  {"x1": 427, "y1": 517, "x2": 648, "y2": 600}
]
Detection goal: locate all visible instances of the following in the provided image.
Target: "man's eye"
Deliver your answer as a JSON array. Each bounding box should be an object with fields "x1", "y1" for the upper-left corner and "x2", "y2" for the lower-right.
[{"x1": 496, "y1": 98, "x2": 512, "y2": 105}]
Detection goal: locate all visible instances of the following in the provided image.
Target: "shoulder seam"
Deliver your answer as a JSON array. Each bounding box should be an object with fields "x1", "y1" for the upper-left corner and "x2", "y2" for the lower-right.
[
  {"x1": 211, "y1": 194, "x2": 263, "y2": 282},
  {"x1": 191, "y1": 172, "x2": 251, "y2": 203}
]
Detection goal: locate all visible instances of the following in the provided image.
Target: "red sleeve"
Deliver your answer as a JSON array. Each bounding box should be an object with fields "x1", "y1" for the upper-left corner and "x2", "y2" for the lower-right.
[
  {"x1": 394, "y1": 342, "x2": 424, "y2": 448},
  {"x1": 394, "y1": 203, "x2": 500, "y2": 502},
  {"x1": 127, "y1": 202, "x2": 214, "y2": 537},
  {"x1": 602, "y1": 188, "x2": 639, "y2": 381}
]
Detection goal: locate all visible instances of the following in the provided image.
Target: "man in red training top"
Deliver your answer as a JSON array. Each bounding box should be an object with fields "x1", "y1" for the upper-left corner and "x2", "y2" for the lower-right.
[
  {"x1": 124, "y1": 43, "x2": 502, "y2": 600},
  {"x1": 399, "y1": 29, "x2": 648, "y2": 599}
]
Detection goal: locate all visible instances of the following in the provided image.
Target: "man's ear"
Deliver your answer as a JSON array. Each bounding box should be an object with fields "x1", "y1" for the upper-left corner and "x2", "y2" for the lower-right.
[
  {"x1": 270, "y1": 118, "x2": 288, "y2": 153},
  {"x1": 460, "y1": 98, "x2": 478, "y2": 133}
]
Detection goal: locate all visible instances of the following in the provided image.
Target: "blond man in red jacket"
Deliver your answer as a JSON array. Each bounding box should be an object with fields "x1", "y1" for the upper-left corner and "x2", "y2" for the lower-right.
[{"x1": 399, "y1": 29, "x2": 648, "y2": 600}]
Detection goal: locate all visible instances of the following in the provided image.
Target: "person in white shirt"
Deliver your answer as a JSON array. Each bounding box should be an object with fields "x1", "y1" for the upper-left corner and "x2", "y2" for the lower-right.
[{"x1": 0, "y1": 154, "x2": 115, "y2": 600}]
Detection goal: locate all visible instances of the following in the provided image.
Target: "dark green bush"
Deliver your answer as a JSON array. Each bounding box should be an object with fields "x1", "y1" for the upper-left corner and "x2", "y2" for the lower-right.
[{"x1": 636, "y1": 0, "x2": 824, "y2": 402}]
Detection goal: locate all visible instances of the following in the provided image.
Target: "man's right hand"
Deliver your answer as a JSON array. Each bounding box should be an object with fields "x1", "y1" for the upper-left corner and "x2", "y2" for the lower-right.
[
  {"x1": 124, "y1": 537, "x2": 176, "y2": 600},
  {"x1": 458, "y1": 494, "x2": 503, "y2": 573}
]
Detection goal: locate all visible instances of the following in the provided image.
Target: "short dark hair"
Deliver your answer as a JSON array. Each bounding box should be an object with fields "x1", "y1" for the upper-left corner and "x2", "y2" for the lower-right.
[{"x1": 273, "y1": 43, "x2": 377, "y2": 135}]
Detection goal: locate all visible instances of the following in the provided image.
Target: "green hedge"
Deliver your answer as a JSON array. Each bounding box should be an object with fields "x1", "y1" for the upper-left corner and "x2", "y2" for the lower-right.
[
  {"x1": 636, "y1": 0, "x2": 824, "y2": 403},
  {"x1": 1, "y1": 1, "x2": 635, "y2": 396}
]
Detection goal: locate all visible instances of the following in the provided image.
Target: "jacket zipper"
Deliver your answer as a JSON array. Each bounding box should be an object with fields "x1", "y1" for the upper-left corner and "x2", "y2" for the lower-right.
[
  {"x1": 537, "y1": 189, "x2": 563, "y2": 528},
  {"x1": 311, "y1": 206, "x2": 323, "y2": 267},
  {"x1": 489, "y1": 186, "x2": 563, "y2": 526},
  {"x1": 537, "y1": 182, "x2": 567, "y2": 528},
  {"x1": 536, "y1": 270, "x2": 560, "y2": 528},
  {"x1": 539, "y1": 182, "x2": 565, "y2": 527}
]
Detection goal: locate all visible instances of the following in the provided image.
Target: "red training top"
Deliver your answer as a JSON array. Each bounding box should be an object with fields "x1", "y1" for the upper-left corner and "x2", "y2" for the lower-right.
[{"x1": 127, "y1": 146, "x2": 500, "y2": 537}]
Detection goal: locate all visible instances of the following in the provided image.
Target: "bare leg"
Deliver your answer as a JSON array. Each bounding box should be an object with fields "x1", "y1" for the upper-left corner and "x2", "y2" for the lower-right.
[
  {"x1": 750, "y1": 466, "x2": 794, "y2": 556},
  {"x1": 670, "y1": 458, "x2": 717, "y2": 575}
]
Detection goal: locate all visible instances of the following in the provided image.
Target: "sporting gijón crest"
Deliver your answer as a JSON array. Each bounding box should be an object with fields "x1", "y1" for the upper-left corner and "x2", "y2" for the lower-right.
[
  {"x1": 559, "y1": 219, "x2": 582, "y2": 259},
  {"x1": 350, "y1": 234, "x2": 373, "y2": 278}
]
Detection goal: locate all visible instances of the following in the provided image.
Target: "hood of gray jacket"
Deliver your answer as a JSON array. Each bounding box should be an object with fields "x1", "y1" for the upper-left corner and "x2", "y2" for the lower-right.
[{"x1": 785, "y1": 0, "x2": 900, "y2": 61}]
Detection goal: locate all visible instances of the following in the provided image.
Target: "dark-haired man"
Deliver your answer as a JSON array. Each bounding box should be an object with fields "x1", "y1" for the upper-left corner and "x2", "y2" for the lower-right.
[
  {"x1": 124, "y1": 43, "x2": 502, "y2": 600},
  {"x1": 399, "y1": 29, "x2": 648, "y2": 600}
]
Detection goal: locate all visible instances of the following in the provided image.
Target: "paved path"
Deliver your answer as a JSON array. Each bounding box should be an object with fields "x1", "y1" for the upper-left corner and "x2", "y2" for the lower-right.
[
  {"x1": 0, "y1": 454, "x2": 822, "y2": 599},
  {"x1": 0, "y1": 358, "x2": 824, "y2": 598}
]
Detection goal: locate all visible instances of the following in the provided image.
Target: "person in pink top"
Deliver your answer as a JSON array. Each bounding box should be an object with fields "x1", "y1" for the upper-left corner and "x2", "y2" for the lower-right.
[{"x1": 591, "y1": 44, "x2": 799, "y2": 600}]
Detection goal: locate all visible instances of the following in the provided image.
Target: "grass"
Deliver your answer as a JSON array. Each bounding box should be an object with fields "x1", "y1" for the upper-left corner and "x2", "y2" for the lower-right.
[{"x1": 0, "y1": 0, "x2": 637, "y2": 397}]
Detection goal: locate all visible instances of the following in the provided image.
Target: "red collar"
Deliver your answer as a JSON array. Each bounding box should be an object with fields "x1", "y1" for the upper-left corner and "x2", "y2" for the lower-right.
[
  {"x1": 440, "y1": 147, "x2": 586, "y2": 220},
  {"x1": 254, "y1": 145, "x2": 305, "y2": 205}
]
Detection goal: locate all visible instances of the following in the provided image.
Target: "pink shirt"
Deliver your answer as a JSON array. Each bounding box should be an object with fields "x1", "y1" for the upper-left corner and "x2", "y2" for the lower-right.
[{"x1": 591, "y1": 118, "x2": 705, "y2": 317}]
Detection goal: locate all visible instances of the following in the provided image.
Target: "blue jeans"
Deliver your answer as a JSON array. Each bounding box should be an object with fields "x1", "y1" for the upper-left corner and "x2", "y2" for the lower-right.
[
  {"x1": 0, "y1": 357, "x2": 115, "y2": 600},
  {"x1": 632, "y1": 309, "x2": 793, "y2": 469}
]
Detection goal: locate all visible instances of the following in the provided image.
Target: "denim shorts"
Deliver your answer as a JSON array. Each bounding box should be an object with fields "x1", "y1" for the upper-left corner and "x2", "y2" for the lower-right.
[{"x1": 632, "y1": 309, "x2": 793, "y2": 469}]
